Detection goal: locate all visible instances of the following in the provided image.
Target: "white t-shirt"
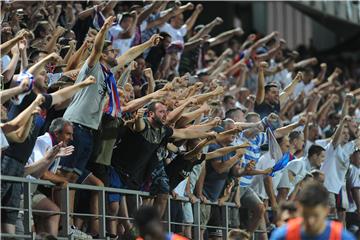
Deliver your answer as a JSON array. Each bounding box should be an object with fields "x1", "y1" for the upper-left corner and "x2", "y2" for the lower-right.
[
  {"x1": 304, "y1": 138, "x2": 330, "y2": 156},
  {"x1": 111, "y1": 21, "x2": 148, "y2": 56},
  {"x1": 293, "y1": 81, "x2": 315, "y2": 99},
  {"x1": 251, "y1": 152, "x2": 284, "y2": 199},
  {"x1": 347, "y1": 164, "x2": 360, "y2": 212},
  {"x1": 0, "y1": 127, "x2": 9, "y2": 150},
  {"x1": 173, "y1": 178, "x2": 188, "y2": 197},
  {"x1": 276, "y1": 158, "x2": 309, "y2": 195},
  {"x1": 321, "y1": 141, "x2": 356, "y2": 194},
  {"x1": 159, "y1": 23, "x2": 187, "y2": 44},
  {"x1": 26, "y1": 133, "x2": 59, "y2": 180}
]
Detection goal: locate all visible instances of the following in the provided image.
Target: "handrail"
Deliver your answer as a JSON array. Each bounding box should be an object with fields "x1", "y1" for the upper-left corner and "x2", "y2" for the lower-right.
[{"x1": 0, "y1": 175, "x2": 262, "y2": 240}]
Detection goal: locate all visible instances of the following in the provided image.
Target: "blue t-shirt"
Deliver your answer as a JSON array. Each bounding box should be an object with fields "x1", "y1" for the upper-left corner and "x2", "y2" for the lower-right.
[
  {"x1": 270, "y1": 221, "x2": 355, "y2": 240},
  {"x1": 202, "y1": 143, "x2": 236, "y2": 202}
]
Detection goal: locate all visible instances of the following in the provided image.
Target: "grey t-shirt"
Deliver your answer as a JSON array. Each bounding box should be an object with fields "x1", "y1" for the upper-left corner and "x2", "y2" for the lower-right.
[{"x1": 63, "y1": 60, "x2": 107, "y2": 130}]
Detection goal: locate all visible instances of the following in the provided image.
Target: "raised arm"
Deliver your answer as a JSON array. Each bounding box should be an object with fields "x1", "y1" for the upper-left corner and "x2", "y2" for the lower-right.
[
  {"x1": 0, "y1": 77, "x2": 29, "y2": 103},
  {"x1": 185, "y1": 4, "x2": 203, "y2": 32},
  {"x1": 208, "y1": 28, "x2": 243, "y2": 47},
  {"x1": 279, "y1": 72, "x2": 303, "y2": 107},
  {"x1": 183, "y1": 137, "x2": 213, "y2": 159},
  {"x1": 2, "y1": 45, "x2": 20, "y2": 83},
  {"x1": 137, "y1": 1, "x2": 163, "y2": 25},
  {"x1": 274, "y1": 115, "x2": 306, "y2": 138},
  {"x1": 19, "y1": 39, "x2": 28, "y2": 72},
  {"x1": 256, "y1": 62, "x2": 267, "y2": 104},
  {"x1": 175, "y1": 103, "x2": 210, "y2": 128},
  {"x1": 293, "y1": 57, "x2": 318, "y2": 71},
  {"x1": 206, "y1": 143, "x2": 250, "y2": 161},
  {"x1": 188, "y1": 17, "x2": 223, "y2": 42},
  {"x1": 116, "y1": 34, "x2": 162, "y2": 67},
  {"x1": 0, "y1": 29, "x2": 30, "y2": 57},
  {"x1": 44, "y1": 26, "x2": 66, "y2": 53},
  {"x1": 133, "y1": 109, "x2": 146, "y2": 132},
  {"x1": 122, "y1": 88, "x2": 167, "y2": 113},
  {"x1": 88, "y1": 16, "x2": 116, "y2": 68},
  {"x1": 50, "y1": 76, "x2": 96, "y2": 107},
  {"x1": 143, "y1": 68, "x2": 155, "y2": 94},
  {"x1": 166, "y1": 97, "x2": 197, "y2": 125},
  {"x1": 171, "y1": 127, "x2": 215, "y2": 140},
  {"x1": 1, "y1": 94, "x2": 44, "y2": 135},
  {"x1": 210, "y1": 148, "x2": 245, "y2": 174}
]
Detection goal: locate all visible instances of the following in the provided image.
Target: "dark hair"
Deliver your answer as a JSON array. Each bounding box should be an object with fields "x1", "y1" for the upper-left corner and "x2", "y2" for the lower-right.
[
  {"x1": 276, "y1": 136, "x2": 285, "y2": 145},
  {"x1": 279, "y1": 201, "x2": 297, "y2": 213},
  {"x1": 308, "y1": 144, "x2": 325, "y2": 158},
  {"x1": 147, "y1": 101, "x2": 164, "y2": 113},
  {"x1": 120, "y1": 12, "x2": 134, "y2": 24},
  {"x1": 225, "y1": 108, "x2": 243, "y2": 120},
  {"x1": 29, "y1": 49, "x2": 48, "y2": 62},
  {"x1": 298, "y1": 181, "x2": 329, "y2": 207},
  {"x1": 289, "y1": 130, "x2": 302, "y2": 143},
  {"x1": 223, "y1": 95, "x2": 235, "y2": 104},
  {"x1": 264, "y1": 83, "x2": 278, "y2": 94},
  {"x1": 102, "y1": 40, "x2": 112, "y2": 53},
  {"x1": 134, "y1": 206, "x2": 160, "y2": 236},
  {"x1": 159, "y1": 31, "x2": 171, "y2": 39}
]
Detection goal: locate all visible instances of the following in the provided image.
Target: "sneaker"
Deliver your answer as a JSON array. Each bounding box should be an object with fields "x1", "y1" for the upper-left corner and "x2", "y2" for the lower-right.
[
  {"x1": 106, "y1": 233, "x2": 118, "y2": 240},
  {"x1": 68, "y1": 225, "x2": 93, "y2": 240}
]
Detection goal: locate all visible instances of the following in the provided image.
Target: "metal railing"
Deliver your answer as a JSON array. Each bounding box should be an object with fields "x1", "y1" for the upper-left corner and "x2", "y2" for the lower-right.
[{"x1": 0, "y1": 175, "x2": 268, "y2": 240}]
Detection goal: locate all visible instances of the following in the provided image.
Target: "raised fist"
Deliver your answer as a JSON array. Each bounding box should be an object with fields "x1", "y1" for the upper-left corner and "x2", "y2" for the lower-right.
[
  {"x1": 143, "y1": 68, "x2": 153, "y2": 79},
  {"x1": 149, "y1": 34, "x2": 163, "y2": 47}
]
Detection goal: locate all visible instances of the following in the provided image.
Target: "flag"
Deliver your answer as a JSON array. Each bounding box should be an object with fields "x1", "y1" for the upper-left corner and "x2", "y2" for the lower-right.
[
  {"x1": 93, "y1": 8, "x2": 105, "y2": 30},
  {"x1": 11, "y1": 71, "x2": 34, "y2": 105},
  {"x1": 267, "y1": 128, "x2": 282, "y2": 161},
  {"x1": 270, "y1": 152, "x2": 290, "y2": 177},
  {"x1": 100, "y1": 64, "x2": 121, "y2": 118}
]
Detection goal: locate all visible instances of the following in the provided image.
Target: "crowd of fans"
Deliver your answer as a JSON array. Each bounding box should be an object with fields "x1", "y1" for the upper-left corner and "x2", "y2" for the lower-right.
[{"x1": 1, "y1": 1, "x2": 360, "y2": 240}]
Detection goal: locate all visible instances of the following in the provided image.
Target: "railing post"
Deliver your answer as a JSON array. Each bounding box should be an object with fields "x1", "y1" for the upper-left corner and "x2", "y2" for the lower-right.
[
  {"x1": 167, "y1": 195, "x2": 171, "y2": 232},
  {"x1": 60, "y1": 185, "x2": 70, "y2": 237},
  {"x1": 193, "y1": 201, "x2": 201, "y2": 240},
  {"x1": 99, "y1": 189, "x2": 106, "y2": 238},
  {"x1": 23, "y1": 181, "x2": 32, "y2": 235},
  {"x1": 222, "y1": 204, "x2": 229, "y2": 240}
]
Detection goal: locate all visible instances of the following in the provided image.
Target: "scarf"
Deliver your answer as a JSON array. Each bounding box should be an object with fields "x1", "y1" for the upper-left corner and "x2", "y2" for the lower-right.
[
  {"x1": 101, "y1": 64, "x2": 121, "y2": 118},
  {"x1": 11, "y1": 71, "x2": 34, "y2": 105}
]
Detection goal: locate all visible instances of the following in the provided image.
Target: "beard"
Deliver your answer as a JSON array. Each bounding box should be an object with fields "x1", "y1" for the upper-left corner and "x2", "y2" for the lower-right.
[
  {"x1": 108, "y1": 58, "x2": 118, "y2": 68},
  {"x1": 153, "y1": 115, "x2": 164, "y2": 127}
]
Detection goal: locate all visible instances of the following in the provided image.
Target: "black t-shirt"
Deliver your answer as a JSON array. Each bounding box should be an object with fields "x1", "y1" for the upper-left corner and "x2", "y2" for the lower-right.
[
  {"x1": 145, "y1": 46, "x2": 166, "y2": 74},
  {"x1": 254, "y1": 101, "x2": 280, "y2": 119},
  {"x1": 165, "y1": 153, "x2": 205, "y2": 190},
  {"x1": 111, "y1": 118, "x2": 173, "y2": 189},
  {"x1": 4, "y1": 92, "x2": 53, "y2": 164}
]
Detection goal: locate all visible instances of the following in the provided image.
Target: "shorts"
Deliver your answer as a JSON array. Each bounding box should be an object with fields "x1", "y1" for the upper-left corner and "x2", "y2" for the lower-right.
[
  {"x1": 228, "y1": 193, "x2": 240, "y2": 228},
  {"x1": 1, "y1": 155, "x2": 25, "y2": 225},
  {"x1": 183, "y1": 202, "x2": 194, "y2": 223},
  {"x1": 170, "y1": 200, "x2": 184, "y2": 233},
  {"x1": 31, "y1": 191, "x2": 47, "y2": 209},
  {"x1": 149, "y1": 164, "x2": 170, "y2": 195},
  {"x1": 207, "y1": 206, "x2": 223, "y2": 237},
  {"x1": 329, "y1": 188, "x2": 349, "y2": 210},
  {"x1": 240, "y1": 187, "x2": 263, "y2": 209},
  {"x1": 200, "y1": 204, "x2": 211, "y2": 228},
  {"x1": 59, "y1": 123, "x2": 94, "y2": 176},
  {"x1": 87, "y1": 162, "x2": 110, "y2": 187},
  {"x1": 108, "y1": 167, "x2": 126, "y2": 203}
]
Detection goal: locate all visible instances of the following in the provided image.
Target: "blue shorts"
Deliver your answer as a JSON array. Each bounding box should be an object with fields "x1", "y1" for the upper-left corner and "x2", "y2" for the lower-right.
[
  {"x1": 108, "y1": 168, "x2": 126, "y2": 203},
  {"x1": 59, "y1": 123, "x2": 94, "y2": 176}
]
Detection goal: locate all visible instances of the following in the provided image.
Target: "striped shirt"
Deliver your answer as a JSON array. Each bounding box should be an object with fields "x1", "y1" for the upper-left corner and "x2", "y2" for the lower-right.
[{"x1": 235, "y1": 131, "x2": 268, "y2": 187}]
